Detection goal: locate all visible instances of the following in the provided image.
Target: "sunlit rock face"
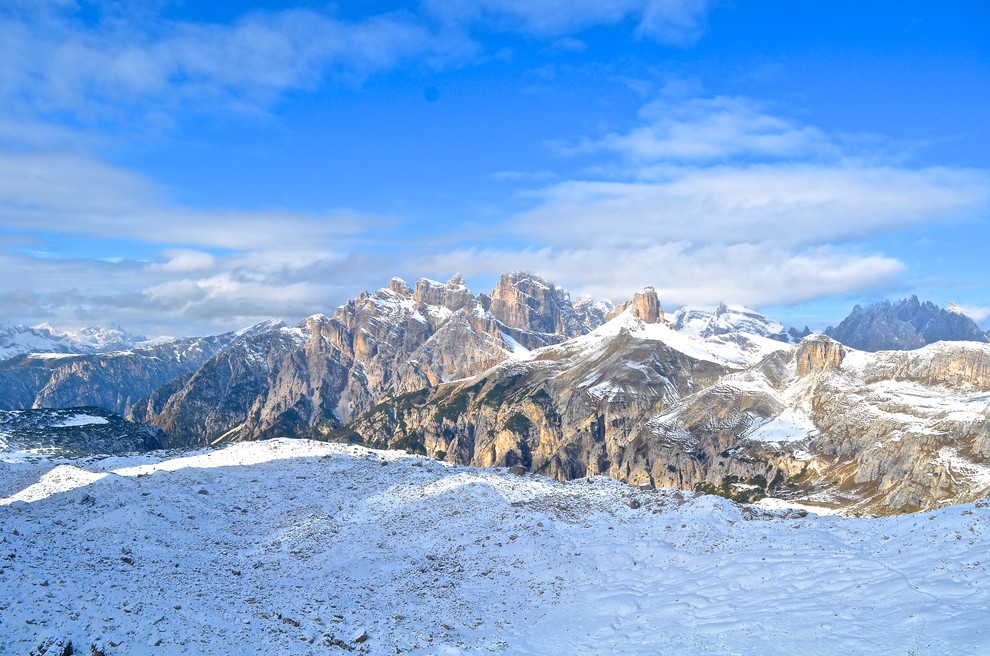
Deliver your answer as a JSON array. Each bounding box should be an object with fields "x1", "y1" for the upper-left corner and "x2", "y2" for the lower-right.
[
  {"x1": 607, "y1": 287, "x2": 663, "y2": 325},
  {"x1": 795, "y1": 335, "x2": 846, "y2": 378}
]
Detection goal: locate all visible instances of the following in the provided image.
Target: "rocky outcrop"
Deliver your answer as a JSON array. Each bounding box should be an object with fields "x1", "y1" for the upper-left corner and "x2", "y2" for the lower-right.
[
  {"x1": 346, "y1": 314, "x2": 736, "y2": 485},
  {"x1": 486, "y1": 272, "x2": 592, "y2": 349},
  {"x1": 573, "y1": 296, "x2": 614, "y2": 332},
  {"x1": 607, "y1": 287, "x2": 664, "y2": 324},
  {"x1": 342, "y1": 320, "x2": 990, "y2": 515},
  {"x1": 794, "y1": 335, "x2": 846, "y2": 378},
  {"x1": 826, "y1": 296, "x2": 988, "y2": 351}
]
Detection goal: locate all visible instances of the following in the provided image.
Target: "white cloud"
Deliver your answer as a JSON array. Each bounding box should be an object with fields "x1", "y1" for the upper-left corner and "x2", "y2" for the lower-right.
[
  {"x1": 0, "y1": 136, "x2": 402, "y2": 335},
  {"x1": 0, "y1": 1, "x2": 715, "y2": 121},
  {"x1": 416, "y1": 242, "x2": 905, "y2": 308},
  {"x1": 636, "y1": 0, "x2": 714, "y2": 46},
  {"x1": 512, "y1": 164, "x2": 990, "y2": 249},
  {"x1": 442, "y1": 95, "x2": 990, "y2": 310},
  {"x1": 0, "y1": 149, "x2": 391, "y2": 252},
  {"x1": 951, "y1": 304, "x2": 990, "y2": 324},
  {"x1": 150, "y1": 250, "x2": 217, "y2": 274},
  {"x1": 573, "y1": 96, "x2": 836, "y2": 162},
  {"x1": 0, "y1": 245, "x2": 395, "y2": 337}
]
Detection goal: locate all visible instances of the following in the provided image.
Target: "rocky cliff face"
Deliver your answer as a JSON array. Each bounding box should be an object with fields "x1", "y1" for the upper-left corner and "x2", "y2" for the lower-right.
[
  {"x1": 343, "y1": 305, "x2": 794, "y2": 484},
  {"x1": 607, "y1": 287, "x2": 664, "y2": 324},
  {"x1": 794, "y1": 335, "x2": 846, "y2": 378},
  {"x1": 483, "y1": 272, "x2": 595, "y2": 349},
  {"x1": 632, "y1": 337, "x2": 990, "y2": 514},
  {"x1": 826, "y1": 296, "x2": 988, "y2": 351},
  {"x1": 345, "y1": 311, "x2": 735, "y2": 482}
]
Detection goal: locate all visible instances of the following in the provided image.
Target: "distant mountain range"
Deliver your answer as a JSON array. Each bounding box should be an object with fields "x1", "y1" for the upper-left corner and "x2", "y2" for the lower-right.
[
  {"x1": 1, "y1": 276, "x2": 988, "y2": 514},
  {"x1": 0, "y1": 321, "x2": 151, "y2": 360},
  {"x1": 825, "y1": 296, "x2": 989, "y2": 351}
]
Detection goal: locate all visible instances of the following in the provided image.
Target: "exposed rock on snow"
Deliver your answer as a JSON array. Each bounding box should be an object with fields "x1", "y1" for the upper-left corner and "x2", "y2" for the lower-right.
[{"x1": 0, "y1": 407, "x2": 163, "y2": 458}]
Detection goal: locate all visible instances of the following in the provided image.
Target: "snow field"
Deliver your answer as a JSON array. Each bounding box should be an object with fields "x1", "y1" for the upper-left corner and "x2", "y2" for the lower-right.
[{"x1": 1, "y1": 439, "x2": 987, "y2": 655}]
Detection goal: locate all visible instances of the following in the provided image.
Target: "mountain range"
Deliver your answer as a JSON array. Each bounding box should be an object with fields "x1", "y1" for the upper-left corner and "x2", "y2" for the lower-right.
[{"x1": 2, "y1": 273, "x2": 988, "y2": 515}]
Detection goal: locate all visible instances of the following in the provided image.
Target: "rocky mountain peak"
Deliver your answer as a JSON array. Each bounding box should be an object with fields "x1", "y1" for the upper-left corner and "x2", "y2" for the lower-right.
[
  {"x1": 670, "y1": 304, "x2": 789, "y2": 341},
  {"x1": 573, "y1": 296, "x2": 614, "y2": 332},
  {"x1": 632, "y1": 287, "x2": 663, "y2": 323},
  {"x1": 946, "y1": 302, "x2": 967, "y2": 316},
  {"x1": 387, "y1": 277, "x2": 412, "y2": 297},
  {"x1": 411, "y1": 277, "x2": 475, "y2": 311},
  {"x1": 488, "y1": 271, "x2": 583, "y2": 338},
  {"x1": 607, "y1": 287, "x2": 664, "y2": 324}
]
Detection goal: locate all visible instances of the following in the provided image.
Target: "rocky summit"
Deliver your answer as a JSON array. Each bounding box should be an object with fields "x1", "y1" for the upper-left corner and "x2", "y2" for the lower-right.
[{"x1": 0, "y1": 276, "x2": 988, "y2": 515}]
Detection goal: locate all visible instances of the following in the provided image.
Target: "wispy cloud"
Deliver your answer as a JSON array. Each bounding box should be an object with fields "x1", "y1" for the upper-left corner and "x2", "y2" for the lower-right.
[
  {"x1": 952, "y1": 304, "x2": 990, "y2": 324},
  {"x1": 569, "y1": 96, "x2": 837, "y2": 163},
  {"x1": 421, "y1": 0, "x2": 714, "y2": 45},
  {"x1": 0, "y1": 149, "x2": 392, "y2": 251},
  {"x1": 0, "y1": 5, "x2": 472, "y2": 119},
  {"x1": 0, "y1": 1, "x2": 716, "y2": 121},
  {"x1": 0, "y1": 135, "x2": 401, "y2": 334},
  {"x1": 513, "y1": 164, "x2": 989, "y2": 249}
]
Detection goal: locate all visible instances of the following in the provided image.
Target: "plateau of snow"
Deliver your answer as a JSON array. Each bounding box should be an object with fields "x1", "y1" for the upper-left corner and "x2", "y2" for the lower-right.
[{"x1": 1, "y1": 439, "x2": 987, "y2": 655}]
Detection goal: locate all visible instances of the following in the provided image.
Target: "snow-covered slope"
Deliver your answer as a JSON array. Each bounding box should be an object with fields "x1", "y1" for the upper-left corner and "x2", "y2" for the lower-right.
[
  {"x1": 1, "y1": 439, "x2": 987, "y2": 655},
  {"x1": 670, "y1": 303, "x2": 790, "y2": 342},
  {"x1": 582, "y1": 308, "x2": 791, "y2": 368}
]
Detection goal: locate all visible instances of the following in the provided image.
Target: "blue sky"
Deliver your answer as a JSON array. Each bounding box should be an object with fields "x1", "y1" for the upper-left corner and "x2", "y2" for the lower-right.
[{"x1": 1, "y1": 0, "x2": 988, "y2": 336}]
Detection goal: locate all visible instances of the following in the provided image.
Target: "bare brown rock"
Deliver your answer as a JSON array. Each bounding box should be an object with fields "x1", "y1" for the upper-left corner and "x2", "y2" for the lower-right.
[
  {"x1": 795, "y1": 335, "x2": 846, "y2": 378},
  {"x1": 605, "y1": 287, "x2": 663, "y2": 324}
]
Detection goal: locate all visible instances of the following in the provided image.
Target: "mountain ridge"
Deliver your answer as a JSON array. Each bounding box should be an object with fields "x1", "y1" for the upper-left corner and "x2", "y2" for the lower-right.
[{"x1": 1, "y1": 274, "x2": 988, "y2": 514}]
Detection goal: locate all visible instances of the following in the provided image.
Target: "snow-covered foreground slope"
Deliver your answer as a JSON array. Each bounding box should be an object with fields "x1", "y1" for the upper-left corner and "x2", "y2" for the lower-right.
[{"x1": 1, "y1": 440, "x2": 987, "y2": 655}]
